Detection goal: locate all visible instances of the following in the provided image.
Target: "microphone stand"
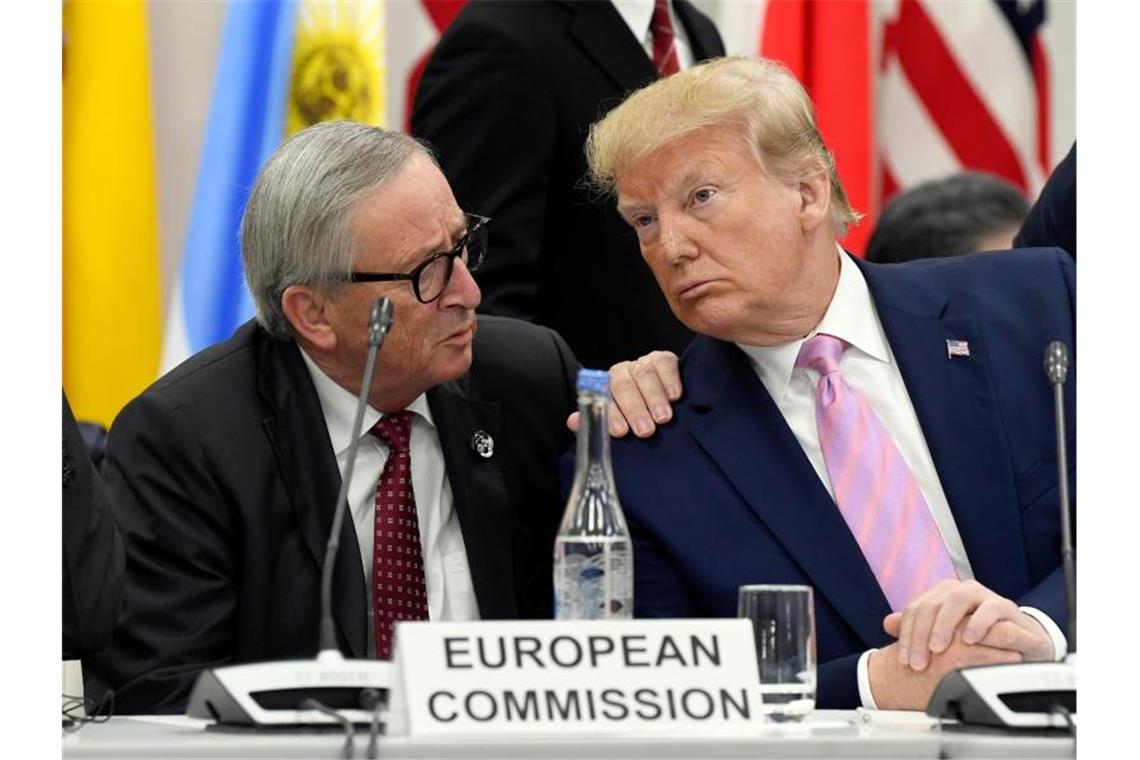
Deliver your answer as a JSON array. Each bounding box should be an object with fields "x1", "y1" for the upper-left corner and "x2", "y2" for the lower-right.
[
  {"x1": 925, "y1": 341, "x2": 1076, "y2": 731},
  {"x1": 186, "y1": 298, "x2": 400, "y2": 727}
]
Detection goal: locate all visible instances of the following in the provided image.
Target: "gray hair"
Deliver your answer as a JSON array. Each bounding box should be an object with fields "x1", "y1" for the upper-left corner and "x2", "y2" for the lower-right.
[{"x1": 241, "y1": 121, "x2": 431, "y2": 339}]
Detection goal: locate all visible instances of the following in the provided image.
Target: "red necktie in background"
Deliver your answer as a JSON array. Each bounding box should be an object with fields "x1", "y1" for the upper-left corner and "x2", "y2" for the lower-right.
[{"x1": 651, "y1": 0, "x2": 680, "y2": 77}]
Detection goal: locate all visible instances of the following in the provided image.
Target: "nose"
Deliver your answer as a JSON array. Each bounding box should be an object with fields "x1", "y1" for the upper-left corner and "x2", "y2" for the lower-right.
[
  {"x1": 656, "y1": 213, "x2": 698, "y2": 266},
  {"x1": 438, "y1": 257, "x2": 481, "y2": 310}
]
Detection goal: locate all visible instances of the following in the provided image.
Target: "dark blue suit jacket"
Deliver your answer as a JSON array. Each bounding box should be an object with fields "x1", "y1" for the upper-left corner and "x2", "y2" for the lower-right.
[{"x1": 610, "y1": 248, "x2": 1075, "y2": 709}]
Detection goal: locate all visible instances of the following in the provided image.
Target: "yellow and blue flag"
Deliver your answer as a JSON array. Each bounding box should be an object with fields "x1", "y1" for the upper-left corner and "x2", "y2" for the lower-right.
[{"x1": 162, "y1": 0, "x2": 386, "y2": 370}]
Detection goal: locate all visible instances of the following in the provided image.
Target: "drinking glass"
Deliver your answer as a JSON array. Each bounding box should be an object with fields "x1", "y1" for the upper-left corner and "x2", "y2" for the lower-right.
[{"x1": 738, "y1": 584, "x2": 816, "y2": 722}]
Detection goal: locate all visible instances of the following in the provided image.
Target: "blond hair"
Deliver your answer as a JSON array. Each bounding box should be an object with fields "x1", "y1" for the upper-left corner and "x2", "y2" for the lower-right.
[{"x1": 586, "y1": 56, "x2": 861, "y2": 235}]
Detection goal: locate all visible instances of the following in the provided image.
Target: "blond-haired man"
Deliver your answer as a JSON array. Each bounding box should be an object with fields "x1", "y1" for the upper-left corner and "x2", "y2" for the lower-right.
[{"x1": 589, "y1": 57, "x2": 1073, "y2": 710}]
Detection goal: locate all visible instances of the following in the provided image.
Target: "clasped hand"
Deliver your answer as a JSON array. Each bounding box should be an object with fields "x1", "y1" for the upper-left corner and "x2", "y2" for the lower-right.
[{"x1": 871, "y1": 579, "x2": 1055, "y2": 710}]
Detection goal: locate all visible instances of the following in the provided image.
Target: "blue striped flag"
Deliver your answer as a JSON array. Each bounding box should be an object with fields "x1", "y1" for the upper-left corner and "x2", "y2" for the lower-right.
[{"x1": 162, "y1": 0, "x2": 386, "y2": 371}]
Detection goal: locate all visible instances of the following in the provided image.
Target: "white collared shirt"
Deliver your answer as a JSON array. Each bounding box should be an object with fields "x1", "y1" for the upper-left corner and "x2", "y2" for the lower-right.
[
  {"x1": 735, "y1": 246, "x2": 1065, "y2": 707},
  {"x1": 611, "y1": 0, "x2": 695, "y2": 70},
  {"x1": 299, "y1": 349, "x2": 480, "y2": 657}
]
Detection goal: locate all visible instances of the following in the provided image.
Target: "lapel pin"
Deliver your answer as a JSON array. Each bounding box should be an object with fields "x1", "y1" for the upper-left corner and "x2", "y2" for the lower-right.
[
  {"x1": 946, "y1": 339, "x2": 971, "y2": 359},
  {"x1": 470, "y1": 430, "x2": 494, "y2": 459}
]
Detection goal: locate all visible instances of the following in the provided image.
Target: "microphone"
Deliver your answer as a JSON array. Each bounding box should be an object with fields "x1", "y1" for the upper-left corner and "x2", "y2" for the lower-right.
[
  {"x1": 926, "y1": 341, "x2": 1076, "y2": 730},
  {"x1": 187, "y1": 298, "x2": 400, "y2": 727},
  {"x1": 319, "y1": 297, "x2": 394, "y2": 655},
  {"x1": 1044, "y1": 341, "x2": 1076, "y2": 652}
]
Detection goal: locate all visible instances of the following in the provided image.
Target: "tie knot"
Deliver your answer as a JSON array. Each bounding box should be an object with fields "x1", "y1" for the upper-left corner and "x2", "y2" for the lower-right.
[
  {"x1": 373, "y1": 410, "x2": 414, "y2": 452},
  {"x1": 796, "y1": 334, "x2": 846, "y2": 376}
]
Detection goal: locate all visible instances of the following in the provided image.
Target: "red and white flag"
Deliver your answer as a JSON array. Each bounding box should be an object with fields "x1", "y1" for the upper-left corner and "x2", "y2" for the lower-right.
[{"x1": 878, "y1": 0, "x2": 1052, "y2": 205}]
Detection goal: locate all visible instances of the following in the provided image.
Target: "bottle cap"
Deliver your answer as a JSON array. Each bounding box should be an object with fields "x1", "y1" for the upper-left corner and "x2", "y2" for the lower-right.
[{"x1": 576, "y1": 368, "x2": 610, "y2": 394}]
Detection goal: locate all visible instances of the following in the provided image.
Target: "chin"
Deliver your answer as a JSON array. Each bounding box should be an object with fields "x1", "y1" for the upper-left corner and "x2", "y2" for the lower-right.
[
  {"x1": 432, "y1": 349, "x2": 474, "y2": 385},
  {"x1": 678, "y1": 302, "x2": 738, "y2": 342}
]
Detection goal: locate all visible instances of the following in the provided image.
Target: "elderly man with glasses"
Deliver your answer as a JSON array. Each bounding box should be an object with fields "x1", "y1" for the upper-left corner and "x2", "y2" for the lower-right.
[{"x1": 83, "y1": 122, "x2": 677, "y2": 714}]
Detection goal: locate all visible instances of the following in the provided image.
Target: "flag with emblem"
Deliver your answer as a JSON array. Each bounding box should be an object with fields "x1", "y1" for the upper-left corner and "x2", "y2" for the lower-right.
[
  {"x1": 63, "y1": 0, "x2": 162, "y2": 427},
  {"x1": 162, "y1": 0, "x2": 386, "y2": 371}
]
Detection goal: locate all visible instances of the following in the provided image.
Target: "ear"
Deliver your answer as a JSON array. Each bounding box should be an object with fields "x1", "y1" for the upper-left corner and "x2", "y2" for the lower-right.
[
  {"x1": 281, "y1": 285, "x2": 339, "y2": 351},
  {"x1": 796, "y1": 168, "x2": 832, "y2": 233}
]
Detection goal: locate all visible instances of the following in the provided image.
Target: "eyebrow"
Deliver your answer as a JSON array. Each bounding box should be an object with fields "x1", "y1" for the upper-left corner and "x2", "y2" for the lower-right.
[
  {"x1": 404, "y1": 215, "x2": 468, "y2": 264},
  {"x1": 617, "y1": 165, "x2": 720, "y2": 216}
]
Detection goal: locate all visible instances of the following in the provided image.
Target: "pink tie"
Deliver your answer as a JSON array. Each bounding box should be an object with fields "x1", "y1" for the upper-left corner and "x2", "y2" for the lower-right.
[
  {"x1": 371, "y1": 411, "x2": 429, "y2": 660},
  {"x1": 796, "y1": 334, "x2": 958, "y2": 611},
  {"x1": 650, "y1": 0, "x2": 680, "y2": 77}
]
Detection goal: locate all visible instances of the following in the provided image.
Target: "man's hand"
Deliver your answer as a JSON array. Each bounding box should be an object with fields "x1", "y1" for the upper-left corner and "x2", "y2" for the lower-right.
[
  {"x1": 883, "y1": 579, "x2": 1054, "y2": 672},
  {"x1": 566, "y1": 351, "x2": 682, "y2": 437},
  {"x1": 868, "y1": 630, "x2": 1023, "y2": 710}
]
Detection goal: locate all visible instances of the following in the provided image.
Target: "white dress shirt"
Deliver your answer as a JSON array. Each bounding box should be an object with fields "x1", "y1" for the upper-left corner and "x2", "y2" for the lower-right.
[
  {"x1": 299, "y1": 349, "x2": 480, "y2": 657},
  {"x1": 612, "y1": 0, "x2": 695, "y2": 70},
  {"x1": 735, "y1": 246, "x2": 1066, "y2": 707}
]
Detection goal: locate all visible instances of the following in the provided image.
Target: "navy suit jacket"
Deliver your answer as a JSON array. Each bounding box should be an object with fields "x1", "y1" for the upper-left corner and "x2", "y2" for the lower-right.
[{"x1": 610, "y1": 248, "x2": 1075, "y2": 709}]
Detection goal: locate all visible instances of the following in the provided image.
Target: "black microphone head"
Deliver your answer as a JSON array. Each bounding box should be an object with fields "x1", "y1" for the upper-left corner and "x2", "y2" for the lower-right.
[
  {"x1": 1044, "y1": 341, "x2": 1069, "y2": 384},
  {"x1": 368, "y1": 297, "x2": 394, "y2": 346}
]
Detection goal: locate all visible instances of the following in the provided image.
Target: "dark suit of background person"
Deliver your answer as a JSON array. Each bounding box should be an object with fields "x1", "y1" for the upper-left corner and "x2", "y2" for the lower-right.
[
  {"x1": 611, "y1": 249, "x2": 1075, "y2": 709},
  {"x1": 1015, "y1": 142, "x2": 1076, "y2": 259},
  {"x1": 411, "y1": 0, "x2": 725, "y2": 369},
  {"x1": 83, "y1": 316, "x2": 577, "y2": 713},
  {"x1": 63, "y1": 392, "x2": 124, "y2": 660}
]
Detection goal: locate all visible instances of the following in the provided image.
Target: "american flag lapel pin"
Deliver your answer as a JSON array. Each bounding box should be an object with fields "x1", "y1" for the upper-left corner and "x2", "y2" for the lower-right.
[{"x1": 946, "y1": 339, "x2": 970, "y2": 359}]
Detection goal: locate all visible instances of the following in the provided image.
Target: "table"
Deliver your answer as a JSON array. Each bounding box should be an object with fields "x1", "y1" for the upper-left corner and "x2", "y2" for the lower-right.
[{"x1": 62, "y1": 710, "x2": 1074, "y2": 759}]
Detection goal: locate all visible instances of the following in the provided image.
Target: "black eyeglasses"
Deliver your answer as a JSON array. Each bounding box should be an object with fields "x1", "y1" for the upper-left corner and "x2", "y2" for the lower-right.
[{"x1": 348, "y1": 213, "x2": 489, "y2": 303}]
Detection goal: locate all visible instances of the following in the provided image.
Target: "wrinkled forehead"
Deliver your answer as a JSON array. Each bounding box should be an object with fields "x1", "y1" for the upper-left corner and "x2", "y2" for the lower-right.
[
  {"x1": 351, "y1": 155, "x2": 466, "y2": 268},
  {"x1": 615, "y1": 125, "x2": 762, "y2": 203}
]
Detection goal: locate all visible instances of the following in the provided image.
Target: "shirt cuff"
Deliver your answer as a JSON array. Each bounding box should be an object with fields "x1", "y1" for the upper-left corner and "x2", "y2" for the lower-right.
[
  {"x1": 1019, "y1": 606, "x2": 1067, "y2": 661},
  {"x1": 857, "y1": 648, "x2": 880, "y2": 709}
]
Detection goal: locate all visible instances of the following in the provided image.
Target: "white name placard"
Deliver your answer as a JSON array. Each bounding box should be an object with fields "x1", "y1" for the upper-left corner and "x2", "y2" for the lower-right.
[{"x1": 385, "y1": 619, "x2": 761, "y2": 737}]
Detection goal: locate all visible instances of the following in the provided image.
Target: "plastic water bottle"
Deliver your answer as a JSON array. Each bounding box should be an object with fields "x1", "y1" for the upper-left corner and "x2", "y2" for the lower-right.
[{"x1": 554, "y1": 369, "x2": 633, "y2": 620}]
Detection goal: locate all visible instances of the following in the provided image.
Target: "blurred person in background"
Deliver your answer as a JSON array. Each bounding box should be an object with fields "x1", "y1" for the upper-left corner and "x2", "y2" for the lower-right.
[
  {"x1": 413, "y1": 0, "x2": 724, "y2": 370},
  {"x1": 865, "y1": 172, "x2": 1029, "y2": 264}
]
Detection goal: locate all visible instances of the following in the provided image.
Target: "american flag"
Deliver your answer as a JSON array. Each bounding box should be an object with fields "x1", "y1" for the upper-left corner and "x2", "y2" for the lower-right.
[
  {"x1": 753, "y1": 0, "x2": 1068, "y2": 256},
  {"x1": 946, "y1": 339, "x2": 971, "y2": 359},
  {"x1": 878, "y1": 0, "x2": 1052, "y2": 204}
]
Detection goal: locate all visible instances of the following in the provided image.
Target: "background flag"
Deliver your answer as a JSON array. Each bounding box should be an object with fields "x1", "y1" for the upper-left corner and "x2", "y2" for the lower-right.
[
  {"x1": 63, "y1": 0, "x2": 162, "y2": 428},
  {"x1": 757, "y1": 0, "x2": 1056, "y2": 256},
  {"x1": 760, "y1": 0, "x2": 873, "y2": 256},
  {"x1": 878, "y1": 0, "x2": 1052, "y2": 204},
  {"x1": 161, "y1": 0, "x2": 386, "y2": 372}
]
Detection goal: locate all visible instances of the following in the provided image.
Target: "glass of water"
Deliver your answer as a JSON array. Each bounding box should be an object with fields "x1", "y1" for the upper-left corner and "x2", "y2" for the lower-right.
[{"x1": 738, "y1": 584, "x2": 816, "y2": 722}]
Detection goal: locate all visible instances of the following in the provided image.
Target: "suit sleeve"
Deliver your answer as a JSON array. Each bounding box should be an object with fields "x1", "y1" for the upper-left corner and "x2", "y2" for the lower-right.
[
  {"x1": 83, "y1": 392, "x2": 237, "y2": 714},
  {"x1": 412, "y1": 21, "x2": 556, "y2": 322},
  {"x1": 1014, "y1": 143, "x2": 1076, "y2": 259},
  {"x1": 547, "y1": 325, "x2": 581, "y2": 408},
  {"x1": 62, "y1": 392, "x2": 124, "y2": 660}
]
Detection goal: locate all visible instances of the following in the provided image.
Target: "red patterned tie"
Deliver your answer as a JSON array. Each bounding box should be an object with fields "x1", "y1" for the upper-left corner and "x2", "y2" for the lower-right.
[
  {"x1": 650, "y1": 0, "x2": 680, "y2": 77},
  {"x1": 371, "y1": 411, "x2": 428, "y2": 660}
]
